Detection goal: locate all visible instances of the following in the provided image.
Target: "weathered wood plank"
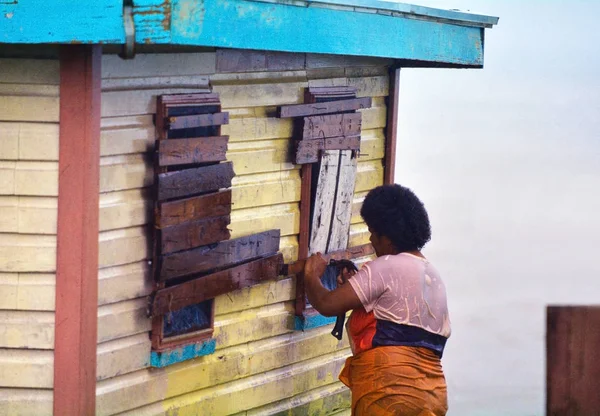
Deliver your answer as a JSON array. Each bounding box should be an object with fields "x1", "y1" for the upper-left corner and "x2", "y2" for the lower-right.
[
  {"x1": 279, "y1": 97, "x2": 371, "y2": 118},
  {"x1": 157, "y1": 162, "x2": 234, "y2": 201},
  {"x1": 282, "y1": 243, "x2": 374, "y2": 276},
  {"x1": 168, "y1": 112, "x2": 229, "y2": 130},
  {"x1": 328, "y1": 150, "x2": 357, "y2": 251},
  {"x1": 159, "y1": 229, "x2": 280, "y2": 281},
  {"x1": 161, "y1": 215, "x2": 231, "y2": 255},
  {"x1": 296, "y1": 136, "x2": 361, "y2": 164},
  {"x1": 158, "y1": 136, "x2": 228, "y2": 167},
  {"x1": 151, "y1": 253, "x2": 283, "y2": 316},
  {"x1": 158, "y1": 190, "x2": 231, "y2": 228},
  {"x1": 216, "y1": 49, "x2": 305, "y2": 73},
  {"x1": 303, "y1": 113, "x2": 361, "y2": 140},
  {"x1": 309, "y1": 151, "x2": 340, "y2": 255},
  {"x1": 547, "y1": 306, "x2": 600, "y2": 415}
]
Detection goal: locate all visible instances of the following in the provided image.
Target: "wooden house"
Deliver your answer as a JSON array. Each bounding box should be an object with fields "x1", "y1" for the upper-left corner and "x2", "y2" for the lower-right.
[{"x1": 0, "y1": 1, "x2": 498, "y2": 414}]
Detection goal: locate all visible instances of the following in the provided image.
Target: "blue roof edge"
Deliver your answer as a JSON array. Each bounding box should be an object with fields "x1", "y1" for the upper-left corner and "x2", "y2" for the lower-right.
[{"x1": 253, "y1": 0, "x2": 499, "y2": 28}]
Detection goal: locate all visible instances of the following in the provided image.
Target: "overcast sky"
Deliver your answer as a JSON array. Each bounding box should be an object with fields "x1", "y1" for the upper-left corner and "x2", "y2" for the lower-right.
[{"x1": 394, "y1": 1, "x2": 600, "y2": 414}]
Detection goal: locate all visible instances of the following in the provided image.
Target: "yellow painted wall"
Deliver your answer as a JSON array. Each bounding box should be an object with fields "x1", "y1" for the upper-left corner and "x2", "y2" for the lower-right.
[
  {"x1": 0, "y1": 58, "x2": 59, "y2": 413},
  {"x1": 0, "y1": 52, "x2": 389, "y2": 415}
]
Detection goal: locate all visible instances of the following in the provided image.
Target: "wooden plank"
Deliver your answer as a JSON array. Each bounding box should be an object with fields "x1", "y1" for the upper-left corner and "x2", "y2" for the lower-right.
[
  {"x1": 158, "y1": 190, "x2": 232, "y2": 228},
  {"x1": 54, "y1": 44, "x2": 101, "y2": 416},
  {"x1": 309, "y1": 86, "x2": 357, "y2": 96},
  {"x1": 279, "y1": 97, "x2": 371, "y2": 118},
  {"x1": 547, "y1": 306, "x2": 600, "y2": 415},
  {"x1": 328, "y1": 150, "x2": 358, "y2": 251},
  {"x1": 282, "y1": 243, "x2": 374, "y2": 276},
  {"x1": 151, "y1": 253, "x2": 283, "y2": 316},
  {"x1": 159, "y1": 229, "x2": 280, "y2": 281},
  {"x1": 302, "y1": 113, "x2": 362, "y2": 140},
  {"x1": 161, "y1": 215, "x2": 231, "y2": 254},
  {"x1": 160, "y1": 93, "x2": 219, "y2": 105},
  {"x1": 309, "y1": 151, "x2": 340, "y2": 255},
  {"x1": 157, "y1": 162, "x2": 234, "y2": 201},
  {"x1": 216, "y1": 49, "x2": 305, "y2": 73},
  {"x1": 296, "y1": 163, "x2": 312, "y2": 316},
  {"x1": 384, "y1": 68, "x2": 399, "y2": 184},
  {"x1": 158, "y1": 136, "x2": 229, "y2": 167},
  {"x1": 168, "y1": 112, "x2": 229, "y2": 130},
  {"x1": 296, "y1": 136, "x2": 361, "y2": 164}
]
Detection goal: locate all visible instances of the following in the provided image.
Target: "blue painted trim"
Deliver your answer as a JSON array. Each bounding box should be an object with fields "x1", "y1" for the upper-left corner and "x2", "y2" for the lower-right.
[
  {"x1": 150, "y1": 338, "x2": 216, "y2": 368},
  {"x1": 295, "y1": 314, "x2": 337, "y2": 331},
  {"x1": 0, "y1": 0, "x2": 125, "y2": 44},
  {"x1": 0, "y1": 0, "x2": 493, "y2": 67},
  {"x1": 168, "y1": 0, "x2": 484, "y2": 65},
  {"x1": 251, "y1": 0, "x2": 499, "y2": 28}
]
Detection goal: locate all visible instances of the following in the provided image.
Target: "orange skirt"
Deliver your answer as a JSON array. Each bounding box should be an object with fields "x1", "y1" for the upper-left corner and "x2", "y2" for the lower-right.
[{"x1": 339, "y1": 346, "x2": 448, "y2": 416}]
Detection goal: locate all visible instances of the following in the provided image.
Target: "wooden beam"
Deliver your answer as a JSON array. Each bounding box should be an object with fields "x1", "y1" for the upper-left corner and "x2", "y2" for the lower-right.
[
  {"x1": 282, "y1": 243, "x2": 375, "y2": 277},
  {"x1": 296, "y1": 163, "x2": 312, "y2": 316},
  {"x1": 159, "y1": 229, "x2": 281, "y2": 281},
  {"x1": 54, "y1": 44, "x2": 101, "y2": 416},
  {"x1": 384, "y1": 67, "x2": 400, "y2": 184},
  {"x1": 158, "y1": 136, "x2": 229, "y2": 167},
  {"x1": 302, "y1": 113, "x2": 362, "y2": 140},
  {"x1": 279, "y1": 97, "x2": 372, "y2": 118},
  {"x1": 158, "y1": 190, "x2": 232, "y2": 228},
  {"x1": 157, "y1": 162, "x2": 235, "y2": 201},
  {"x1": 547, "y1": 306, "x2": 600, "y2": 415},
  {"x1": 151, "y1": 253, "x2": 283, "y2": 316},
  {"x1": 161, "y1": 215, "x2": 231, "y2": 254},
  {"x1": 168, "y1": 112, "x2": 229, "y2": 130},
  {"x1": 296, "y1": 136, "x2": 361, "y2": 164}
]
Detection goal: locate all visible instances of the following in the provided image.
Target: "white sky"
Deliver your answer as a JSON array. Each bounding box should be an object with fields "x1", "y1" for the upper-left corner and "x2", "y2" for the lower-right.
[{"x1": 395, "y1": 1, "x2": 600, "y2": 415}]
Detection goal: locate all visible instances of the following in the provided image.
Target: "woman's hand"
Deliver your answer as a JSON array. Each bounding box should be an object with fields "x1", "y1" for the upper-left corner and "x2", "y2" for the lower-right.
[
  {"x1": 304, "y1": 253, "x2": 327, "y2": 281},
  {"x1": 337, "y1": 267, "x2": 356, "y2": 286}
]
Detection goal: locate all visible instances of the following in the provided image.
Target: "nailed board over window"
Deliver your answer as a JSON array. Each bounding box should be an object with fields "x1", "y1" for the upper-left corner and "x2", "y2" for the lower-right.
[
  {"x1": 279, "y1": 87, "x2": 373, "y2": 328},
  {"x1": 148, "y1": 91, "x2": 283, "y2": 364}
]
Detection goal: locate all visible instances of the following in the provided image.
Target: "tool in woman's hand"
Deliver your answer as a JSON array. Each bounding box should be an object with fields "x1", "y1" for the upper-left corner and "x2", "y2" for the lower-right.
[{"x1": 325, "y1": 259, "x2": 358, "y2": 340}]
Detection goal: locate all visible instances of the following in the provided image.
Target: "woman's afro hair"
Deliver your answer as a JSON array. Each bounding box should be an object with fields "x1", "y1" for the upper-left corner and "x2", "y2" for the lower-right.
[{"x1": 360, "y1": 184, "x2": 431, "y2": 253}]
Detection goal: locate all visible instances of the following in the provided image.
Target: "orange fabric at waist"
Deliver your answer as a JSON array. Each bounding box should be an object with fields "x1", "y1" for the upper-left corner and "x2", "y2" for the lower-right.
[{"x1": 339, "y1": 346, "x2": 448, "y2": 416}]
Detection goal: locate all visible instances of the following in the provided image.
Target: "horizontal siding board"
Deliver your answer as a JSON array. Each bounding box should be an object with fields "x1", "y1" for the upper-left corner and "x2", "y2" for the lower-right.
[
  {"x1": 97, "y1": 298, "x2": 151, "y2": 344},
  {"x1": 229, "y1": 203, "x2": 300, "y2": 240},
  {"x1": 96, "y1": 326, "x2": 348, "y2": 415},
  {"x1": 0, "y1": 122, "x2": 59, "y2": 161},
  {"x1": 227, "y1": 138, "x2": 295, "y2": 176},
  {"x1": 98, "y1": 261, "x2": 152, "y2": 307},
  {"x1": 119, "y1": 349, "x2": 349, "y2": 415},
  {"x1": 243, "y1": 382, "x2": 350, "y2": 416},
  {"x1": 214, "y1": 81, "x2": 307, "y2": 109},
  {"x1": 0, "y1": 96, "x2": 59, "y2": 122},
  {"x1": 0, "y1": 59, "x2": 60, "y2": 85},
  {"x1": 0, "y1": 310, "x2": 54, "y2": 349},
  {"x1": 0, "y1": 234, "x2": 56, "y2": 273},
  {"x1": 231, "y1": 170, "x2": 301, "y2": 210},
  {"x1": 100, "y1": 115, "x2": 154, "y2": 157},
  {"x1": 99, "y1": 189, "x2": 152, "y2": 232},
  {"x1": 97, "y1": 333, "x2": 151, "y2": 381},
  {"x1": 0, "y1": 388, "x2": 52, "y2": 416},
  {"x1": 0, "y1": 349, "x2": 53, "y2": 388},
  {"x1": 98, "y1": 227, "x2": 150, "y2": 269},
  {"x1": 102, "y1": 53, "x2": 216, "y2": 79},
  {"x1": 100, "y1": 154, "x2": 153, "y2": 194}
]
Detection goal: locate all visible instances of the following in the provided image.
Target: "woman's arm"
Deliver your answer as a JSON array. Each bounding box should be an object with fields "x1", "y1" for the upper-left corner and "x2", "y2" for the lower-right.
[{"x1": 304, "y1": 253, "x2": 363, "y2": 317}]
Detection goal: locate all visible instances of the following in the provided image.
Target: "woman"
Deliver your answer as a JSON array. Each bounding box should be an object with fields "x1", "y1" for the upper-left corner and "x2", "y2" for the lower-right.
[{"x1": 304, "y1": 184, "x2": 451, "y2": 416}]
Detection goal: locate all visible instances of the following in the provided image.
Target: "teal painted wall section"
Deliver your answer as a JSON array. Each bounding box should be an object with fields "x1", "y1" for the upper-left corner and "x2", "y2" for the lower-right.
[
  {"x1": 0, "y1": 0, "x2": 124, "y2": 44},
  {"x1": 169, "y1": 0, "x2": 484, "y2": 65},
  {"x1": 150, "y1": 338, "x2": 217, "y2": 368},
  {"x1": 295, "y1": 314, "x2": 337, "y2": 331}
]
